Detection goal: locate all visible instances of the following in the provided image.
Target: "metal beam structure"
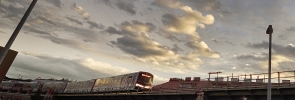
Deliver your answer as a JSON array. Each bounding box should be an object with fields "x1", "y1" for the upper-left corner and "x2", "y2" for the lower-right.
[
  {"x1": 0, "y1": 46, "x2": 18, "y2": 82},
  {"x1": 0, "y1": 0, "x2": 38, "y2": 83}
]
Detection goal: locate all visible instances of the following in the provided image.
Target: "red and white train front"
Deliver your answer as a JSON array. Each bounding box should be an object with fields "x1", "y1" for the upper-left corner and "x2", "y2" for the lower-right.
[{"x1": 135, "y1": 72, "x2": 153, "y2": 89}]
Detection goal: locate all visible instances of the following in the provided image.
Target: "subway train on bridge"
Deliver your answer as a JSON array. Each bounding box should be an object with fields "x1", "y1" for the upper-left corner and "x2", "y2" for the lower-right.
[{"x1": 0, "y1": 71, "x2": 154, "y2": 94}]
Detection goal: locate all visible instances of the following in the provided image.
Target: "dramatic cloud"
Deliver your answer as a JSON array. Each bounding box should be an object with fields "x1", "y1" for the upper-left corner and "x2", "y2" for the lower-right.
[
  {"x1": 186, "y1": 40, "x2": 220, "y2": 58},
  {"x1": 0, "y1": 1, "x2": 28, "y2": 18},
  {"x1": 6, "y1": 14, "x2": 102, "y2": 55},
  {"x1": 3, "y1": 0, "x2": 294, "y2": 85},
  {"x1": 35, "y1": 15, "x2": 56, "y2": 26},
  {"x1": 9, "y1": 52, "x2": 131, "y2": 81},
  {"x1": 95, "y1": 0, "x2": 112, "y2": 7},
  {"x1": 158, "y1": 3, "x2": 219, "y2": 59},
  {"x1": 104, "y1": 20, "x2": 203, "y2": 73},
  {"x1": 24, "y1": 26, "x2": 52, "y2": 36},
  {"x1": 8, "y1": 52, "x2": 115, "y2": 80},
  {"x1": 23, "y1": 17, "x2": 102, "y2": 44},
  {"x1": 7, "y1": 1, "x2": 104, "y2": 44},
  {"x1": 41, "y1": 35, "x2": 96, "y2": 52},
  {"x1": 235, "y1": 53, "x2": 266, "y2": 61},
  {"x1": 104, "y1": 26, "x2": 122, "y2": 35},
  {"x1": 7, "y1": 52, "x2": 167, "y2": 84},
  {"x1": 259, "y1": 55, "x2": 294, "y2": 70},
  {"x1": 72, "y1": 3, "x2": 90, "y2": 20},
  {"x1": 45, "y1": 0, "x2": 62, "y2": 8},
  {"x1": 162, "y1": 7, "x2": 214, "y2": 35},
  {"x1": 94, "y1": 0, "x2": 137, "y2": 15},
  {"x1": 65, "y1": 16, "x2": 83, "y2": 26},
  {"x1": 116, "y1": 1, "x2": 136, "y2": 15},
  {"x1": 71, "y1": 4, "x2": 105, "y2": 30},
  {"x1": 181, "y1": 0, "x2": 223, "y2": 12},
  {"x1": 151, "y1": 0, "x2": 182, "y2": 9},
  {"x1": 86, "y1": 20, "x2": 105, "y2": 29},
  {"x1": 182, "y1": 52, "x2": 203, "y2": 62},
  {"x1": 158, "y1": 32, "x2": 182, "y2": 42},
  {"x1": 247, "y1": 41, "x2": 295, "y2": 58},
  {"x1": 152, "y1": 0, "x2": 224, "y2": 13},
  {"x1": 234, "y1": 52, "x2": 295, "y2": 73},
  {"x1": 1, "y1": 0, "x2": 62, "y2": 21},
  {"x1": 109, "y1": 20, "x2": 178, "y2": 61}
]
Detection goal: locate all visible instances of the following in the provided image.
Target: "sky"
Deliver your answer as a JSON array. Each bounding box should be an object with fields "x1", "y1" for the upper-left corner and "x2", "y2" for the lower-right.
[{"x1": 1, "y1": 0, "x2": 295, "y2": 85}]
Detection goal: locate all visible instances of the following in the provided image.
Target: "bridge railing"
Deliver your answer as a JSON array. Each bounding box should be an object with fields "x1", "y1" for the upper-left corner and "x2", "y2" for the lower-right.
[
  {"x1": 204, "y1": 81, "x2": 295, "y2": 90},
  {"x1": 204, "y1": 70, "x2": 295, "y2": 90}
]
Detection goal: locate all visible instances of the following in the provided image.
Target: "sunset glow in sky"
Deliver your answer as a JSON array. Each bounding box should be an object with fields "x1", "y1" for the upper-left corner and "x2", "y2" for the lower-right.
[{"x1": 1, "y1": 0, "x2": 295, "y2": 84}]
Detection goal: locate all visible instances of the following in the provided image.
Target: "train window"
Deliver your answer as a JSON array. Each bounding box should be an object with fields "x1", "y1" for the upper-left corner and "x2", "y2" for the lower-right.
[
  {"x1": 101, "y1": 79, "x2": 104, "y2": 84},
  {"x1": 95, "y1": 79, "x2": 100, "y2": 85},
  {"x1": 108, "y1": 78, "x2": 111, "y2": 83},
  {"x1": 138, "y1": 74, "x2": 153, "y2": 84},
  {"x1": 96, "y1": 79, "x2": 101, "y2": 85},
  {"x1": 114, "y1": 78, "x2": 117, "y2": 83},
  {"x1": 120, "y1": 77, "x2": 124, "y2": 83},
  {"x1": 141, "y1": 73, "x2": 151, "y2": 77},
  {"x1": 117, "y1": 77, "x2": 120, "y2": 83},
  {"x1": 105, "y1": 79, "x2": 109, "y2": 84}
]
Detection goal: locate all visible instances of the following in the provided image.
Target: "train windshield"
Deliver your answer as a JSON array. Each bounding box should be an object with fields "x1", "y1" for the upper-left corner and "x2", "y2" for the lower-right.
[{"x1": 137, "y1": 72, "x2": 153, "y2": 85}]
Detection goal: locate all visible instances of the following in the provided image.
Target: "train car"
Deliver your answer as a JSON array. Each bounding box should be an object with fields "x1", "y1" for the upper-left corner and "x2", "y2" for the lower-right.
[
  {"x1": 1, "y1": 71, "x2": 154, "y2": 94},
  {"x1": 92, "y1": 71, "x2": 153, "y2": 93},
  {"x1": 41, "y1": 82, "x2": 67, "y2": 93},
  {"x1": 63, "y1": 79, "x2": 95, "y2": 93},
  {"x1": 9, "y1": 82, "x2": 42, "y2": 93},
  {"x1": 19, "y1": 82, "x2": 41, "y2": 92},
  {"x1": 0, "y1": 81, "x2": 15, "y2": 91}
]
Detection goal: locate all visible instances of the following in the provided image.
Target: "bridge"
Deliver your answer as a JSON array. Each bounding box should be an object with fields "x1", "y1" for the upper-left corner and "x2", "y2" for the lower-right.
[
  {"x1": 2, "y1": 86, "x2": 295, "y2": 100},
  {"x1": 53, "y1": 93, "x2": 200, "y2": 100},
  {"x1": 204, "y1": 84, "x2": 295, "y2": 100},
  {"x1": 2, "y1": 70, "x2": 295, "y2": 100},
  {"x1": 50, "y1": 82, "x2": 295, "y2": 100}
]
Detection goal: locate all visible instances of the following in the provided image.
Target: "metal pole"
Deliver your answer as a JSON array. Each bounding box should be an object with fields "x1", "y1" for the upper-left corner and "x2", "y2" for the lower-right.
[
  {"x1": 0, "y1": 0, "x2": 38, "y2": 67},
  {"x1": 264, "y1": 74, "x2": 265, "y2": 83},
  {"x1": 267, "y1": 32, "x2": 272, "y2": 100},
  {"x1": 266, "y1": 25, "x2": 273, "y2": 100},
  {"x1": 278, "y1": 72, "x2": 280, "y2": 87},
  {"x1": 209, "y1": 74, "x2": 210, "y2": 82},
  {"x1": 232, "y1": 73, "x2": 233, "y2": 78}
]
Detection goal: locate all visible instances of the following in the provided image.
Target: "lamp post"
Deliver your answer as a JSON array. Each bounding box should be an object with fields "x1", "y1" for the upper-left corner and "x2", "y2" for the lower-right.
[
  {"x1": 0, "y1": 0, "x2": 38, "y2": 83},
  {"x1": 266, "y1": 25, "x2": 273, "y2": 100}
]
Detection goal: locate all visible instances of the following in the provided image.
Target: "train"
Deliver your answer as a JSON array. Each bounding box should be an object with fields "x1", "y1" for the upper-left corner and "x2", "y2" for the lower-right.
[{"x1": 0, "y1": 71, "x2": 154, "y2": 94}]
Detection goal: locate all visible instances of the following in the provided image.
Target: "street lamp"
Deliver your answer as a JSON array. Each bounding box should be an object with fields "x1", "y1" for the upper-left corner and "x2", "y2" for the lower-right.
[{"x1": 266, "y1": 25, "x2": 273, "y2": 100}]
